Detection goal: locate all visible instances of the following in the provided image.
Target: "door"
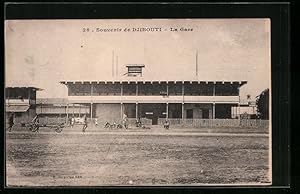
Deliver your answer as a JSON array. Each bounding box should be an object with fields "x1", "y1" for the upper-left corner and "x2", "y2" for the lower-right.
[
  {"x1": 202, "y1": 109, "x2": 209, "y2": 119},
  {"x1": 145, "y1": 113, "x2": 158, "y2": 125},
  {"x1": 152, "y1": 116, "x2": 158, "y2": 125},
  {"x1": 186, "y1": 109, "x2": 193, "y2": 119}
]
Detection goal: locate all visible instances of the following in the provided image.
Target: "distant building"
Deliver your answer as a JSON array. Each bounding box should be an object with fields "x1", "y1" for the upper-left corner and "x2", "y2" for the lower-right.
[
  {"x1": 5, "y1": 85, "x2": 42, "y2": 123},
  {"x1": 232, "y1": 100, "x2": 257, "y2": 119},
  {"x1": 36, "y1": 98, "x2": 90, "y2": 118}
]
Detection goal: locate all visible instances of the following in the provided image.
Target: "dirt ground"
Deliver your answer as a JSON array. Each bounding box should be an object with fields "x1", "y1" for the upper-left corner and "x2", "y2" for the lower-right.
[{"x1": 6, "y1": 126, "x2": 271, "y2": 187}]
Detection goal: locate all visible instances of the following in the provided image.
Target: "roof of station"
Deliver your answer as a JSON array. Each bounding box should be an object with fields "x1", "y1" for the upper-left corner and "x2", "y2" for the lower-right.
[
  {"x1": 60, "y1": 79, "x2": 247, "y2": 86},
  {"x1": 5, "y1": 86, "x2": 43, "y2": 91},
  {"x1": 126, "y1": 64, "x2": 145, "y2": 67},
  {"x1": 5, "y1": 81, "x2": 43, "y2": 90}
]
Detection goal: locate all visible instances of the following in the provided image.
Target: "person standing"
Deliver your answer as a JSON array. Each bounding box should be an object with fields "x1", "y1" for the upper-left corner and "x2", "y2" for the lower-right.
[
  {"x1": 164, "y1": 119, "x2": 170, "y2": 130},
  {"x1": 122, "y1": 114, "x2": 128, "y2": 129},
  {"x1": 71, "y1": 117, "x2": 75, "y2": 128},
  {"x1": 136, "y1": 117, "x2": 142, "y2": 127},
  {"x1": 82, "y1": 115, "x2": 87, "y2": 132},
  {"x1": 7, "y1": 113, "x2": 14, "y2": 132},
  {"x1": 94, "y1": 118, "x2": 98, "y2": 127},
  {"x1": 31, "y1": 113, "x2": 40, "y2": 132}
]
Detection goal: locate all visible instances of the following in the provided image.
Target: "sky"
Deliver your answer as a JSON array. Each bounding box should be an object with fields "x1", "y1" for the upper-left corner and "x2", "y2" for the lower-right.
[{"x1": 5, "y1": 19, "x2": 270, "y2": 100}]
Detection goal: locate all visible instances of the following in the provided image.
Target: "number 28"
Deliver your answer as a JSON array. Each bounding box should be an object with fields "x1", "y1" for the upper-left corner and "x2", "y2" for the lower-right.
[{"x1": 83, "y1": 28, "x2": 90, "y2": 32}]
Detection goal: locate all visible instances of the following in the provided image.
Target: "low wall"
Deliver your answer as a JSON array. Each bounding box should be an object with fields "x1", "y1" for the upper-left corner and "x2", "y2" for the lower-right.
[
  {"x1": 158, "y1": 118, "x2": 269, "y2": 128},
  {"x1": 13, "y1": 116, "x2": 269, "y2": 129},
  {"x1": 15, "y1": 116, "x2": 152, "y2": 126}
]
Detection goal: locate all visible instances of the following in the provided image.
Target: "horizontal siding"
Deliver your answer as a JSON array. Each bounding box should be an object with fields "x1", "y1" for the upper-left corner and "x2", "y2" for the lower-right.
[
  {"x1": 158, "y1": 118, "x2": 269, "y2": 128},
  {"x1": 36, "y1": 106, "x2": 90, "y2": 114}
]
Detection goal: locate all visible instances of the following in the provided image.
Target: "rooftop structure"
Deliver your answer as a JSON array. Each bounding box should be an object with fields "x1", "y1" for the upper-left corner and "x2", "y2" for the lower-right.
[{"x1": 124, "y1": 64, "x2": 145, "y2": 77}]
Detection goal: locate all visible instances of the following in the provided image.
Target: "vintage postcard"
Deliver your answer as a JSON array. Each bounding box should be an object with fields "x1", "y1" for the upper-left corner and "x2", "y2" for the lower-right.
[{"x1": 5, "y1": 19, "x2": 271, "y2": 186}]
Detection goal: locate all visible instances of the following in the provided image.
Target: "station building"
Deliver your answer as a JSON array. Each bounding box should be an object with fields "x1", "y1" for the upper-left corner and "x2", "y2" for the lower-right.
[{"x1": 60, "y1": 79, "x2": 247, "y2": 125}]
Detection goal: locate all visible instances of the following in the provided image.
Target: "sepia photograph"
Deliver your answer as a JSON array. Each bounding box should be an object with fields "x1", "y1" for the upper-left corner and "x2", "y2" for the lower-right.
[{"x1": 5, "y1": 19, "x2": 271, "y2": 186}]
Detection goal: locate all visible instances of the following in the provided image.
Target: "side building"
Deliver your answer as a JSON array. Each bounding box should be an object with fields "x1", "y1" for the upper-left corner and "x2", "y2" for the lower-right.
[
  {"x1": 60, "y1": 79, "x2": 247, "y2": 125},
  {"x1": 5, "y1": 85, "x2": 42, "y2": 124},
  {"x1": 36, "y1": 98, "x2": 90, "y2": 123}
]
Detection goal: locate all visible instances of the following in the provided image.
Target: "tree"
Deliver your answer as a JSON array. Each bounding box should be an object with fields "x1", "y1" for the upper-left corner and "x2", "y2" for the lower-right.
[{"x1": 256, "y1": 88, "x2": 269, "y2": 119}]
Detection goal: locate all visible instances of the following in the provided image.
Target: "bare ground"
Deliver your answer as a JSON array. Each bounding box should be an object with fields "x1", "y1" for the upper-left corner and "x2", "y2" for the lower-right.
[{"x1": 6, "y1": 126, "x2": 270, "y2": 187}]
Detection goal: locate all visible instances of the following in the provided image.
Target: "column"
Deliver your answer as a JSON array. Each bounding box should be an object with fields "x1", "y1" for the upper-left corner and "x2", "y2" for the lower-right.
[
  {"x1": 136, "y1": 103, "x2": 138, "y2": 119},
  {"x1": 59, "y1": 104, "x2": 61, "y2": 121},
  {"x1": 121, "y1": 103, "x2": 123, "y2": 119},
  {"x1": 166, "y1": 103, "x2": 169, "y2": 119},
  {"x1": 166, "y1": 83, "x2": 169, "y2": 96},
  {"x1": 90, "y1": 103, "x2": 93, "y2": 120},
  {"x1": 79, "y1": 105, "x2": 81, "y2": 117},
  {"x1": 238, "y1": 102, "x2": 241, "y2": 119},
  {"x1": 182, "y1": 103, "x2": 184, "y2": 119},
  {"x1": 121, "y1": 83, "x2": 123, "y2": 96},
  {"x1": 212, "y1": 103, "x2": 215, "y2": 119},
  {"x1": 66, "y1": 103, "x2": 69, "y2": 121},
  {"x1": 136, "y1": 83, "x2": 138, "y2": 96},
  {"x1": 28, "y1": 89, "x2": 31, "y2": 101},
  {"x1": 6, "y1": 88, "x2": 9, "y2": 103}
]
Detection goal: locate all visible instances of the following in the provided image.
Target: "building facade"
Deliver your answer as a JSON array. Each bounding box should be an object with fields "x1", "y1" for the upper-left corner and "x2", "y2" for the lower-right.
[
  {"x1": 232, "y1": 100, "x2": 257, "y2": 119},
  {"x1": 5, "y1": 86, "x2": 42, "y2": 124},
  {"x1": 60, "y1": 79, "x2": 247, "y2": 125}
]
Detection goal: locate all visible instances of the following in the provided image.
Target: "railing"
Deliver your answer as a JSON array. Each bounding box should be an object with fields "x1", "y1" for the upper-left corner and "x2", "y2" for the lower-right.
[
  {"x1": 5, "y1": 99, "x2": 30, "y2": 105},
  {"x1": 13, "y1": 116, "x2": 268, "y2": 129},
  {"x1": 68, "y1": 95, "x2": 239, "y2": 103},
  {"x1": 85, "y1": 118, "x2": 152, "y2": 127},
  {"x1": 127, "y1": 118, "x2": 152, "y2": 126},
  {"x1": 14, "y1": 116, "x2": 152, "y2": 126},
  {"x1": 36, "y1": 106, "x2": 90, "y2": 114},
  {"x1": 158, "y1": 118, "x2": 269, "y2": 128}
]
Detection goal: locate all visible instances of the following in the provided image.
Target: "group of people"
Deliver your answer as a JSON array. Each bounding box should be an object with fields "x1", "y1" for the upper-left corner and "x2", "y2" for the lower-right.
[
  {"x1": 70, "y1": 115, "x2": 88, "y2": 132},
  {"x1": 7, "y1": 113, "x2": 40, "y2": 132},
  {"x1": 7, "y1": 113, "x2": 170, "y2": 132},
  {"x1": 136, "y1": 117, "x2": 170, "y2": 129},
  {"x1": 69, "y1": 114, "x2": 128, "y2": 132}
]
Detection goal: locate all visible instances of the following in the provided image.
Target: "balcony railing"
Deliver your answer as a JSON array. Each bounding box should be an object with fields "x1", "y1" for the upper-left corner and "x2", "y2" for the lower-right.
[
  {"x1": 68, "y1": 95, "x2": 240, "y2": 104},
  {"x1": 5, "y1": 99, "x2": 30, "y2": 105}
]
